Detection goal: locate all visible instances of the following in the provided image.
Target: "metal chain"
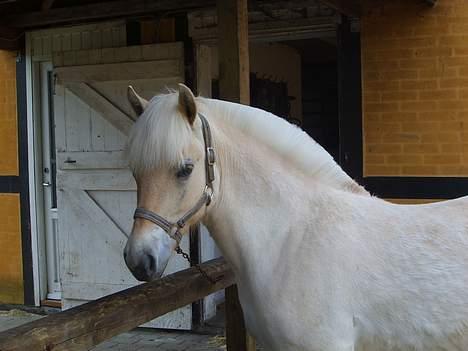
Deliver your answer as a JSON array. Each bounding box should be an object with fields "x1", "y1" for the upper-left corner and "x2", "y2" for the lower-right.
[{"x1": 175, "y1": 245, "x2": 219, "y2": 284}]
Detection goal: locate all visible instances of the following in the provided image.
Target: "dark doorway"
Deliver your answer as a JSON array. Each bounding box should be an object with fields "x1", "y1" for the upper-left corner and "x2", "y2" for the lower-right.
[{"x1": 286, "y1": 38, "x2": 339, "y2": 162}]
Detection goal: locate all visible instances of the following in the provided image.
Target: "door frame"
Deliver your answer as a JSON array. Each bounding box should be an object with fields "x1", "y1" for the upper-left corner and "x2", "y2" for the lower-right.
[{"x1": 25, "y1": 32, "x2": 53, "y2": 306}]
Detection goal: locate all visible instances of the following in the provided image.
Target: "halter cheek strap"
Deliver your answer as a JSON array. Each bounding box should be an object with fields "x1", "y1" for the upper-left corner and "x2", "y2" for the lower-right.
[{"x1": 133, "y1": 113, "x2": 215, "y2": 244}]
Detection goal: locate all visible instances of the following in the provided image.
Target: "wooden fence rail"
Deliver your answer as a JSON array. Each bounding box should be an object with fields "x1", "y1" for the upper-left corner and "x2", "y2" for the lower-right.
[{"x1": 0, "y1": 258, "x2": 234, "y2": 351}]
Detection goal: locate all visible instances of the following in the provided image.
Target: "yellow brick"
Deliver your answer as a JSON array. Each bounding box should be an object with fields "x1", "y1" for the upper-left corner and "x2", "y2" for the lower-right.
[
  {"x1": 365, "y1": 154, "x2": 386, "y2": 164},
  {"x1": 364, "y1": 80, "x2": 400, "y2": 91},
  {"x1": 403, "y1": 144, "x2": 440, "y2": 153},
  {"x1": 361, "y1": 0, "x2": 468, "y2": 180},
  {"x1": 387, "y1": 154, "x2": 423, "y2": 164},
  {"x1": 364, "y1": 102, "x2": 400, "y2": 113},
  {"x1": 399, "y1": 58, "x2": 437, "y2": 70},
  {"x1": 402, "y1": 165, "x2": 439, "y2": 175},
  {"x1": 441, "y1": 144, "x2": 463, "y2": 152},
  {"x1": 440, "y1": 78, "x2": 468, "y2": 88},
  {"x1": 366, "y1": 122, "x2": 401, "y2": 133},
  {"x1": 401, "y1": 122, "x2": 439, "y2": 132},
  {"x1": 401, "y1": 101, "x2": 438, "y2": 112},
  {"x1": 382, "y1": 91, "x2": 418, "y2": 101},
  {"x1": 420, "y1": 132, "x2": 461, "y2": 143},
  {"x1": 0, "y1": 50, "x2": 18, "y2": 176},
  {"x1": 382, "y1": 132, "x2": 420, "y2": 143},
  {"x1": 414, "y1": 47, "x2": 452, "y2": 58},
  {"x1": 438, "y1": 100, "x2": 468, "y2": 110},
  {"x1": 365, "y1": 113, "x2": 381, "y2": 123},
  {"x1": 365, "y1": 165, "x2": 401, "y2": 176},
  {"x1": 381, "y1": 112, "x2": 418, "y2": 122},
  {"x1": 424, "y1": 154, "x2": 461, "y2": 164},
  {"x1": 419, "y1": 67, "x2": 457, "y2": 79},
  {"x1": 419, "y1": 90, "x2": 458, "y2": 100},
  {"x1": 0, "y1": 193, "x2": 23, "y2": 304},
  {"x1": 419, "y1": 111, "x2": 458, "y2": 121},
  {"x1": 400, "y1": 80, "x2": 438, "y2": 90},
  {"x1": 364, "y1": 132, "x2": 383, "y2": 143},
  {"x1": 366, "y1": 144, "x2": 403, "y2": 154},
  {"x1": 438, "y1": 166, "x2": 468, "y2": 176},
  {"x1": 438, "y1": 35, "x2": 468, "y2": 48},
  {"x1": 439, "y1": 121, "x2": 464, "y2": 131}
]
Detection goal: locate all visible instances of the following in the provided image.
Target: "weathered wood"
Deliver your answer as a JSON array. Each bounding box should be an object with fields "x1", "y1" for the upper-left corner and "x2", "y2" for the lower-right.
[
  {"x1": 55, "y1": 60, "x2": 182, "y2": 83},
  {"x1": 57, "y1": 151, "x2": 129, "y2": 170},
  {"x1": 225, "y1": 285, "x2": 256, "y2": 351},
  {"x1": 66, "y1": 83, "x2": 134, "y2": 136},
  {"x1": 318, "y1": 0, "x2": 361, "y2": 16},
  {"x1": 0, "y1": 26, "x2": 22, "y2": 50},
  {"x1": 0, "y1": 258, "x2": 234, "y2": 351},
  {"x1": 57, "y1": 170, "x2": 135, "y2": 191},
  {"x1": 217, "y1": 0, "x2": 250, "y2": 104},
  {"x1": 196, "y1": 45, "x2": 212, "y2": 97},
  {"x1": 217, "y1": 0, "x2": 255, "y2": 350},
  {"x1": 2, "y1": 0, "x2": 214, "y2": 29}
]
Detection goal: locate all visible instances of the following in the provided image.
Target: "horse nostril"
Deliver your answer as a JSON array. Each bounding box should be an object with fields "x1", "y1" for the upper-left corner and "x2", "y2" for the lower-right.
[
  {"x1": 123, "y1": 251, "x2": 127, "y2": 260},
  {"x1": 146, "y1": 253, "x2": 156, "y2": 273}
]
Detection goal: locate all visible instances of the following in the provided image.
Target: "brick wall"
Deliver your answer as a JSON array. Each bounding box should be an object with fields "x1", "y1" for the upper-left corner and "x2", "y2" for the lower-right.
[
  {"x1": 362, "y1": 0, "x2": 468, "y2": 176},
  {"x1": 0, "y1": 194, "x2": 23, "y2": 304},
  {"x1": 0, "y1": 50, "x2": 18, "y2": 175},
  {"x1": 0, "y1": 50, "x2": 23, "y2": 304}
]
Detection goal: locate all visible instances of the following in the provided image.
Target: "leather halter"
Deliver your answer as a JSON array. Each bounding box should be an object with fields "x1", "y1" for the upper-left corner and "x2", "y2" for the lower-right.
[{"x1": 133, "y1": 113, "x2": 215, "y2": 245}]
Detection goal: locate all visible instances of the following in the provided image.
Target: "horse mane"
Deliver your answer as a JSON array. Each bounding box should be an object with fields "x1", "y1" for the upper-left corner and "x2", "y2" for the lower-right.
[
  {"x1": 198, "y1": 98, "x2": 367, "y2": 195},
  {"x1": 127, "y1": 92, "x2": 368, "y2": 195}
]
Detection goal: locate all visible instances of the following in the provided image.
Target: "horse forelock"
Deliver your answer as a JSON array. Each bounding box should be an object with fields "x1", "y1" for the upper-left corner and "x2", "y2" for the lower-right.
[{"x1": 127, "y1": 93, "x2": 192, "y2": 173}]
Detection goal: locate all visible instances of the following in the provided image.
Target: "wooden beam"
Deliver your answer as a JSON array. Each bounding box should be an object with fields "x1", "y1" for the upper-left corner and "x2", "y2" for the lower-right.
[
  {"x1": 217, "y1": 0, "x2": 255, "y2": 350},
  {"x1": 41, "y1": 0, "x2": 55, "y2": 11},
  {"x1": 0, "y1": 26, "x2": 22, "y2": 50},
  {"x1": 225, "y1": 286, "x2": 256, "y2": 351},
  {"x1": 0, "y1": 258, "x2": 234, "y2": 351},
  {"x1": 2, "y1": 0, "x2": 214, "y2": 29},
  {"x1": 318, "y1": 0, "x2": 361, "y2": 17},
  {"x1": 217, "y1": 0, "x2": 250, "y2": 104},
  {"x1": 66, "y1": 83, "x2": 134, "y2": 136},
  {"x1": 55, "y1": 60, "x2": 182, "y2": 83}
]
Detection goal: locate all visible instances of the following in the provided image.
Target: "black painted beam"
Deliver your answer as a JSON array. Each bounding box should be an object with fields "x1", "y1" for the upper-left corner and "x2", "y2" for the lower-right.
[
  {"x1": 363, "y1": 177, "x2": 468, "y2": 200},
  {"x1": 1, "y1": 0, "x2": 214, "y2": 29}
]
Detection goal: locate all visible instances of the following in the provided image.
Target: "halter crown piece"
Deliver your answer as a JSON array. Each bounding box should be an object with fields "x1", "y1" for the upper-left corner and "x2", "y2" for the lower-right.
[{"x1": 133, "y1": 113, "x2": 215, "y2": 245}]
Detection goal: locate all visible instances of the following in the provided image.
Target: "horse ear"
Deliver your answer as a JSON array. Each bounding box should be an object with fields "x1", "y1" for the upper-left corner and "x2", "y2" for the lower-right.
[
  {"x1": 178, "y1": 83, "x2": 197, "y2": 125},
  {"x1": 127, "y1": 86, "x2": 149, "y2": 119}
]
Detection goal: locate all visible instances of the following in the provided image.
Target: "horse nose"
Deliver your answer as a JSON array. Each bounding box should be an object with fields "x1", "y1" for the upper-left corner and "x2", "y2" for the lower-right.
[{"x1": 125, "y1": 252, "x2": 157, "y2": 282}]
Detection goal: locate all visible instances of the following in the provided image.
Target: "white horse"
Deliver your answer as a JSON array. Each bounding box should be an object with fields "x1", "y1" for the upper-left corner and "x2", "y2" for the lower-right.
[{"x1": 123, "y1": 84, "x2": 468, "y2": 351}]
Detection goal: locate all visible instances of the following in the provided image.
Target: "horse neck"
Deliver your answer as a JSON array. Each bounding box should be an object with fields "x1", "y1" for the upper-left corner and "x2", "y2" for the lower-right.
[
  {"x1": 200, "y1": 99, "x2": 367, "y2": 196},
  {"x1": 202, "y1": 115, "x2": 335, "y2": 278},
  {"x1": 200, "y1": 102, "x2": 367, "y2": 275}
]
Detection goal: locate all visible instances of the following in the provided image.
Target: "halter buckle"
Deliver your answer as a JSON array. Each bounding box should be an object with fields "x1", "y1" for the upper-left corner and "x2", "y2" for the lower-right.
[
  {"x1": 206, "y1": 147, "x2": 216, "y2": 166},
  {"x1": 204, "y1": 185, "x2": 214, "y2": 206}
]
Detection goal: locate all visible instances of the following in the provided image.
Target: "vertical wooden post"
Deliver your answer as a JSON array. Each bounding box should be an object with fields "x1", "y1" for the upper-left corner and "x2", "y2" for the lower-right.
[
  {"x1": 217, "y1": 0, "x2": 250, "y2": 105},
  {"x1": 217, "y1": 0, "x2": 255, "y2": 350}
]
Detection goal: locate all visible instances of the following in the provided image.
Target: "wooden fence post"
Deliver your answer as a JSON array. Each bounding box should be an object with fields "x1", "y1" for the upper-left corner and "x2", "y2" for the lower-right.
[{"x1": 217, "y1": 0, "x2": 256, "y2": 350}]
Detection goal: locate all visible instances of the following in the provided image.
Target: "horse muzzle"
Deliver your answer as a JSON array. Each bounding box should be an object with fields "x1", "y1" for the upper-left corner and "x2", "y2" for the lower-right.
[{"x1": 123, "y1": 227, "x2": 173, "y2": 281}]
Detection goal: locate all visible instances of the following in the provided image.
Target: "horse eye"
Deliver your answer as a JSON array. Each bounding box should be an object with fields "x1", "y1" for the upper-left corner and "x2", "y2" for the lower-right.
[{"x1": 176, "y1": 160, "x2": 194, "y2": 179}]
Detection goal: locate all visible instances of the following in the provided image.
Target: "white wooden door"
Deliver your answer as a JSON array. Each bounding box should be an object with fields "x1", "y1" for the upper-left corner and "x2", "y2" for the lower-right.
[{"x1": 53, "y1": 43, "x2": 192, "y2": 329}]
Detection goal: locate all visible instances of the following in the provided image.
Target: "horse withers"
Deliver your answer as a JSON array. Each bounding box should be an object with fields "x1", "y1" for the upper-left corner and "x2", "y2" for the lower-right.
[{"x1": 123, "y1": 84, "x2": 468, "y2": 351}]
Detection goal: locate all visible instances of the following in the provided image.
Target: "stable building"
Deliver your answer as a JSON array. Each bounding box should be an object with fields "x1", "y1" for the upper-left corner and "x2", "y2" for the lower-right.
[{"x1": 0, "y1": 0, "x2": 463, "y2": 331}]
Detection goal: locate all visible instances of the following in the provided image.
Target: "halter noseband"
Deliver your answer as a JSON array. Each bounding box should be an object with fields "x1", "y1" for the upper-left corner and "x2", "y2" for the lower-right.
[{"x1": 133, "y1": 113, "x2": 215, "y2": 245}]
